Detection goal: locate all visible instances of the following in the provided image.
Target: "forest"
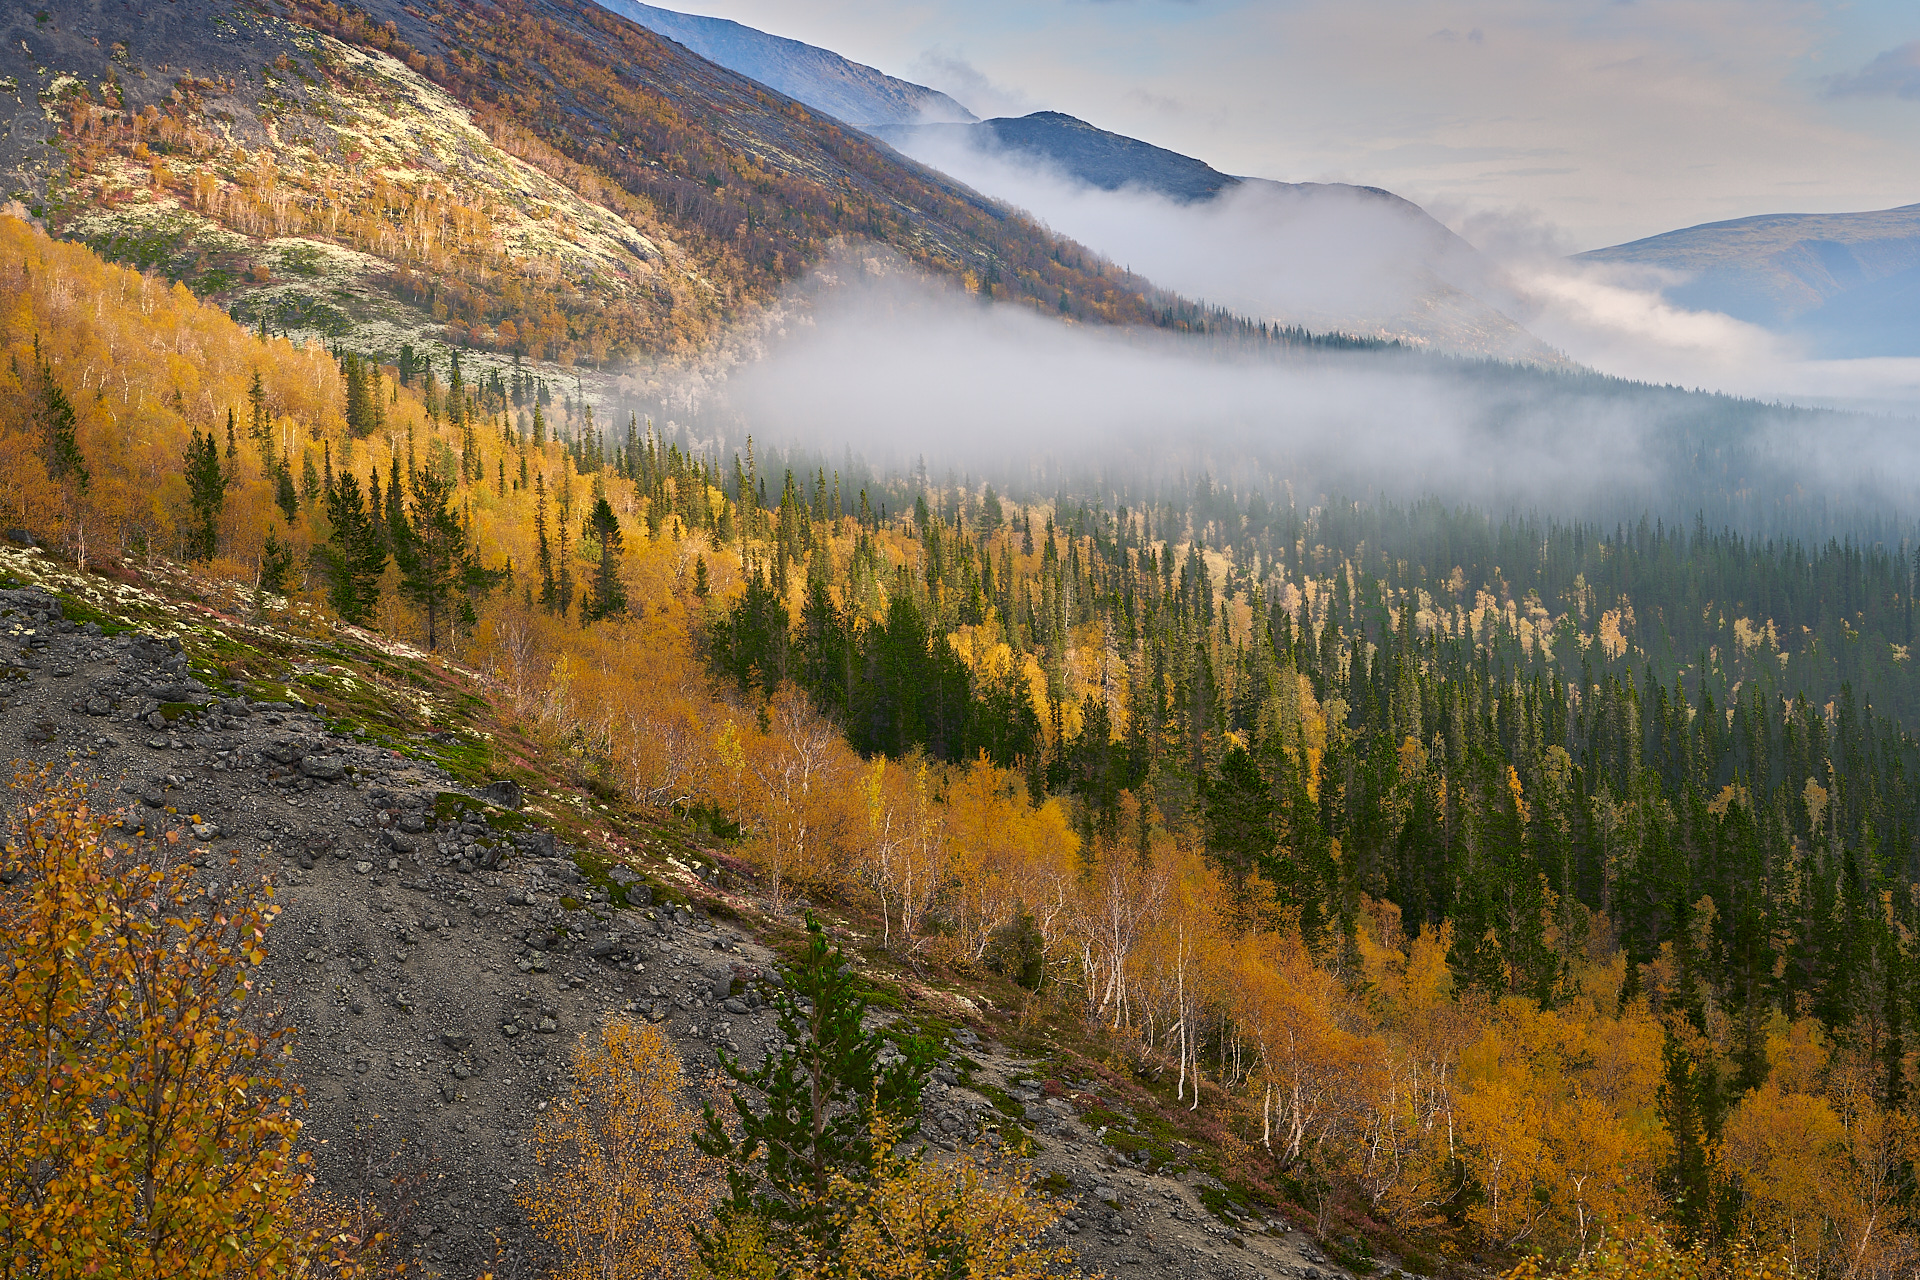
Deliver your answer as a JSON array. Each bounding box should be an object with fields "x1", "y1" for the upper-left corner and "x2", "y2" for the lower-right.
[{"x1": 8, "y1": 210, "x2": 1920, "y2": 1277}]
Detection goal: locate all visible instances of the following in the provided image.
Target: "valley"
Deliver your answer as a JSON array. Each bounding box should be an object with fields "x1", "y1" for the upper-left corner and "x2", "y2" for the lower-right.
[{"x1": 4, "y1": 2, "x2": 1920, "y2": 1279}]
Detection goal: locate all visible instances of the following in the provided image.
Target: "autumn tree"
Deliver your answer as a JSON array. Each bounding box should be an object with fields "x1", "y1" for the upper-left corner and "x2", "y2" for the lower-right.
[
  {"x1": 519, "y1": 1017, "x2": 717, "y2": 1279},
  {"x1": 0, "y1": 767, "x2": 306, "y2": 1275}
]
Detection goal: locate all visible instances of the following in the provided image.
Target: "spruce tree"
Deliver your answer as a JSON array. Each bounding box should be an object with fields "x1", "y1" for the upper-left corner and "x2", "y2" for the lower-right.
[
  {"x1": 183, "y1": 427, "x2": 226, "y2": 561},
  {"x1": 696, "y1": 914, "x2": 935, "y2": 1273},
  {"x1": 581, "y1": 497, "x2": 626, "y2": 622},
  {"x1": 317, "y1": 472, "x2": 387, "y2": 626},
  {"x1": 394, "y1": 464, "x2": 497, "y2": 650},
  {"x1": 343, "y1": 352, "x2": 373, "y2": 437},
  {"x1": 258, "y1": 526, "x2": 295, "y2": 597},
  {"x1": 535, "y1": 474, "x2": 556, "y2": 614},
  {"x1": 274, "y1": 464, "x2": 299, "y2": 520},
  {"x1": 33, "y1": 338, "x2": 88, "y2": 493}
]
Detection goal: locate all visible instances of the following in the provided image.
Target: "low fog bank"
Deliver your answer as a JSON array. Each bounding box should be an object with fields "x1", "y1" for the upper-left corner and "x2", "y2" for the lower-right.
[
  {"x1": 880, "y1": 126, "x2": 1920, "y2": 420},
  {"x1": 885, "y1": 126, "x2": 1546, "y2": 362},
  {"x1": 666, "y1": 257, "x2": 1920, "y2": 533}
]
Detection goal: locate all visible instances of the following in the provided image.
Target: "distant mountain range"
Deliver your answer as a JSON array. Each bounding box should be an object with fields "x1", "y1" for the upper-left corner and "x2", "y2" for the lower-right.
[
  {"x1": 1580, "y1": 205, "x2": 1920, "y2": 358},
  {"x1": 593, "y1": 0, "x2": 976, "y2": 126}
]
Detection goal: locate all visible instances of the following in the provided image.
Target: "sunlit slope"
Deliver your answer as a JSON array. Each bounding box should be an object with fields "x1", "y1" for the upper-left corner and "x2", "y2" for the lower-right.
[{"x1": 8, "y1": 0, "x2": 1198, "y2": 372}]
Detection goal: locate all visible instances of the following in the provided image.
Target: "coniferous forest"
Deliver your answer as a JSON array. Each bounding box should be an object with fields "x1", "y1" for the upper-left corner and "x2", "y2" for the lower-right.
[
  {"x1": 12, "y1": 204, "x2": 1920, "y2": 1275},
  {"x1": 5, "y1": 0, "x2": 1920, "y2": 1267}
]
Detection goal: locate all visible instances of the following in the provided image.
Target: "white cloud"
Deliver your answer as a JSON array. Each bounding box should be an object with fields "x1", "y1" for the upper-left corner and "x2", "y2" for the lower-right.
[
  {"x1": 662, "y1": 0, "x2": 1920, "y2": 249},
  {"x1": 905, "y1": 48, "x2": 1037, "y2": 119}
]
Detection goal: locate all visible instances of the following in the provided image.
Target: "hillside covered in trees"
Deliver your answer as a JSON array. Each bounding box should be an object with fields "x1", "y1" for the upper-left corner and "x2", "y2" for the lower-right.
[
  {"x1": 7, "y1": 0, "x2": 1296, "y2": 380},
  {"x1": 10, "y1": 209, "x2": 1920, "y2": 1277}
]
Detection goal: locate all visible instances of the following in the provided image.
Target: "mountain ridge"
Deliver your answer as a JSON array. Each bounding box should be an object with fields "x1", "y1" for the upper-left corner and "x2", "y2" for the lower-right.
[{"x1": 592, "y1": 0, "x2": 977, "y2": 127}]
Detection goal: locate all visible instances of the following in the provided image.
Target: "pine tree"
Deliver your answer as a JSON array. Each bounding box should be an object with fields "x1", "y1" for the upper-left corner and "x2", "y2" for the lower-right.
[
  {"x1": 317, "y1": 472, "x2": 388, "y2": 626},
  {"x1": 183, "y1": 427, "x2": 226, "y2": 561},
  {"x1": 343, "y1": 352, "x2": 373, "y2": 437},
  {"x1": 258, "y1": 526, "x2": 296, "y2": 597},
  {"x1": 274, "y1": 464, "x2": 299, "y2": 521},
  {"x1": 32, "y1": 338, "x2": 88, "y2": 493},
  {"x1": 300, "y1": 449, "x2": 321, "y2": 506},
  {"x1": 394, "y1": 464, "x2": 496, "y2": 650},
  {"x1": 535, "y1": 474, "x2": 556, "y2": 614},
  {"x1": 696, "y1": 914, "x2": 935, "y2": 1273},
  {"x1": 581, "y1": 497, "x2": 626, "y2": 623},
  {"x1": 247, "y1": 369, "x2": 268, "y2": 444}
]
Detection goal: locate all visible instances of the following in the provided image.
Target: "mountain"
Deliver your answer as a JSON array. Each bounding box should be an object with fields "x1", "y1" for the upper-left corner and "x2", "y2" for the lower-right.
[
  {"x1": 877, "y1": 112, "x2": 1553, "y2": 360},
  {"x1": 593, "y1": 0, "x2": 976, "y2": 127},
  {"x1": 887, "y1": 111, "x2": 1236, "y2": 203},
  {"x1": 0, "y1": 0, "x2": 1199, "y2": 381},
  {"x1": 1578, "y1": 204, "x2": 1920, "y2": 357}
]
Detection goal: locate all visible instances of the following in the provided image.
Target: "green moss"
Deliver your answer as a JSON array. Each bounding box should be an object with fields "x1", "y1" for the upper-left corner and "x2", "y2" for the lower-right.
[
  {"x1": 157, "y1": 701, "x2": 198, "y2": 722},
  {"x1": 55, "y1": 594, "x2": 139, "y2": 634},
  {"x1": 1035, "y1": 1172, "x2": 1072, "y2": 1198}
]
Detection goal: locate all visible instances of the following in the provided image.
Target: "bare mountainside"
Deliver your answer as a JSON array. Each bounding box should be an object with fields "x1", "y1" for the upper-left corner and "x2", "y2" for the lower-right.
[{"x1": 0, "y1": 538, "x2": 1369, "y2": 1280}]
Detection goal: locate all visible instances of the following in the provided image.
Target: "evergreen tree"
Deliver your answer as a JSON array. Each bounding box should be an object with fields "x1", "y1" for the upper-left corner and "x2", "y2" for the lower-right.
[
  {"x1": 343, "y1": 352, "x2": 374, "y2": 437},
  {"x1": 696, "y1": 914, "x2": 935, "y2": 1273},
  {"x1": 33, "y1": 338, "x2": 88, "y2": 493},
  {"x1": 182, "y1": 428, "x2": 226, "y2": 561},
  {"x1": 316, "y1": 472, "x2": 387, "y2": 626},
  {"x1": 274, "y1": 464, "x2": 299, "y2": 521},
  {"x1": 300, "y1": 448, "x2": 321, "y2": 506},
  {"x1": 581, "y1": 497, "x2": 627, "y2": 622},
  {"x1": 258, "y1": 526, "x2": 296, "y2": 597},
  {"x1": 394, "y1": 464, "x2": 496, "y2": 650},
  {"x1": 535, "y1": 474, "x2": 556, "y2": 614},
  {"x1": 1203, "y1": 745, "x2": 1276, "y2": 888}
]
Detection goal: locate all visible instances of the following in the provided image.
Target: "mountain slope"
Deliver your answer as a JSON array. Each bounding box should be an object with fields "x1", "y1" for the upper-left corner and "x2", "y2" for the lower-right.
[
  {"x1": 593, "y1": 0, "x2": 976, "y2": 127},
  {"x1": 878, "y1": 112, "x2": 1552, "y2": 360},
  {"x1": 3, "y1": 0, "x2": 1207, "y2": 378},
  {"x1": 1578, "y1": 203, "x2": 1920, "y2": 357}
]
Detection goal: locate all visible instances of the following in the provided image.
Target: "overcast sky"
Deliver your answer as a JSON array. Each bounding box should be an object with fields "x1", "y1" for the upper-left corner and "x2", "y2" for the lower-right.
[{"x1": 644, "y1": 0, "x2": 1920, "y2": 251}]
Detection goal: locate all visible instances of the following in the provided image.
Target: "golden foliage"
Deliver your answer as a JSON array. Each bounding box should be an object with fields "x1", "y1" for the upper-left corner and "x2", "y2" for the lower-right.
[
  {"x1": 519, "y1": 1017, "x2": 719, "y2": 1280},
  {"x1": 703, "y1": 1113, "x2": 1083, "y2": 1280},
  {"x1": 0, "y1": 767, "x2": 305, "y2": 1276}
]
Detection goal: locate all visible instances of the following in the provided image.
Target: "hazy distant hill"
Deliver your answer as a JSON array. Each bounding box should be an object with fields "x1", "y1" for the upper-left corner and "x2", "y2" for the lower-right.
[
  {"x1": 879, "y1": 112, "x2": 1553, "y2": 361},
  {"x1": 1579, "y1": 205, "x2": 1920, "y2": 357},
  {"x1": 593, "y1": 0, "x2": 976, "y2": 127}
]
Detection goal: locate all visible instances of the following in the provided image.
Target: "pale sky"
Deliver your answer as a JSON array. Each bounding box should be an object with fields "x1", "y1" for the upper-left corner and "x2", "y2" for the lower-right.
[{"x1": 644, "y1": 0, "x2": 1920, "y2": 251}]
